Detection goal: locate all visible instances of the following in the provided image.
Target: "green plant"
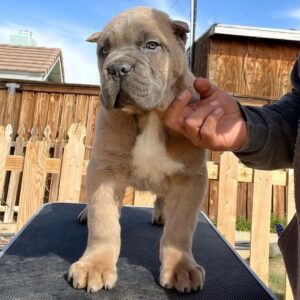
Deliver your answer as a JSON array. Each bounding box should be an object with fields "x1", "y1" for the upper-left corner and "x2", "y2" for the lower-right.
[
  {"x1": 236, "y1": 217, "x2": 251, "y2": 232},
  {"x1": 270, "y1": 214, "x2": 287, "y2": 234}
]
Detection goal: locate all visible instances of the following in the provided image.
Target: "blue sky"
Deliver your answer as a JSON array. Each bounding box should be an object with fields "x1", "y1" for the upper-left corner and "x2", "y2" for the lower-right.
[{"x1": 0, "y1": 0, "x2": 299, "y2": 84}]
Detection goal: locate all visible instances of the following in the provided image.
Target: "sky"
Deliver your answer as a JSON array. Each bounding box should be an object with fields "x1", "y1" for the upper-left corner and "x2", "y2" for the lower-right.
[{"x1": 0, "y1": 0, "x2": 299, "y2": 84}]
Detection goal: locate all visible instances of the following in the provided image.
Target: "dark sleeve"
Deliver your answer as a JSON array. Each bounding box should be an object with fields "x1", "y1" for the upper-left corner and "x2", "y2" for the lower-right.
[{"x1": 234, "y1": 57, "x2": 300, "y2": 170}]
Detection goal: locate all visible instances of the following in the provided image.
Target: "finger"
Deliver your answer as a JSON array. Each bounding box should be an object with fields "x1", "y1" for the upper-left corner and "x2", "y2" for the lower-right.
[
  {"x1": 199, "y1": 108, "x2": 224, "y2": 149},
  {"x1": 184, "y1": 101, "x2": 220, "y2": 140},
  {"x1": 193, "y1": 77, "x2": 218, "y2": 99},
  {"x1": 163, "y1": 90, "x2": 192, "y2": 131}
]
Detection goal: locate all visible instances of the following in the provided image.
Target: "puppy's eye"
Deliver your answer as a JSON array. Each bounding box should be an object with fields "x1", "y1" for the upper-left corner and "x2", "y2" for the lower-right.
[
  {"x1": 98, "y1": 47, "x2": 109, "y2": 57},
  {"x1": 145, "y1": 41, "x2": 159, "y2": 50},
  {"x1": 101, "y1": 47, "x2": 109, "y2": 56}
]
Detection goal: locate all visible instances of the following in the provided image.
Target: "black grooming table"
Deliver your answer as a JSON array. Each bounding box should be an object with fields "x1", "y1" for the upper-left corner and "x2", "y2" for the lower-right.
[{"x1": 0, "y1": 203, "x2": 276, "y2": 300}]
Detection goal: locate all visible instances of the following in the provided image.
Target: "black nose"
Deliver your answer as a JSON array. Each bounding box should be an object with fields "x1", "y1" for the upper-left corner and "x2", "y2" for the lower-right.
[{"x1": 106, "y1": 63, "x2": 133, "y2": 78}]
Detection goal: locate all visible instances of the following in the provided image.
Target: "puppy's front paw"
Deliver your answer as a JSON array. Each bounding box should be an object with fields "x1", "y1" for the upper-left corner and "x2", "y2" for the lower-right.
[
  {"x1": 68, "y1": 258, "x2": 117, "y2": 293},
  {"x1": 160, "y1": 259, "x2": 205, "y2": 293}
]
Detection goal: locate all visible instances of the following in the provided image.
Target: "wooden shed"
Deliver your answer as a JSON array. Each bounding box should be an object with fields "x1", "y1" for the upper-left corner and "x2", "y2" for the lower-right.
[
  {"x1": 193, "y1": 24, "x2": 300, "y2": 221},
  {"x1": 193, "y1": 24, "x2": 300, "y2": 105}
]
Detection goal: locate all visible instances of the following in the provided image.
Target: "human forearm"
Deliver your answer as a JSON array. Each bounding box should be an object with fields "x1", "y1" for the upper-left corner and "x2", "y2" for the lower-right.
[{"x1": 235, "y1": 92, "x2": 300, "y2": 170}]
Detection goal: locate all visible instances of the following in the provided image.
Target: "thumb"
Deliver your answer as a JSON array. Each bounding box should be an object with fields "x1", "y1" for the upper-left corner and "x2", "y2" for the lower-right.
[{"x1": 193, "y1": 77, "x2": 218, "y2": 98}]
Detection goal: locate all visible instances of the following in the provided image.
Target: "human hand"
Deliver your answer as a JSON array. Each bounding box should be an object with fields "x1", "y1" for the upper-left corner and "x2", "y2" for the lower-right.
[{"x1": 156, "y1": 77, "x2": 247, "y2": 151}]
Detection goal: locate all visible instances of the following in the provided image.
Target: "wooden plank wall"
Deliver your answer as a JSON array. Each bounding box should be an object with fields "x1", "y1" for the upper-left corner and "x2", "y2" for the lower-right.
[{"x1": 207, "y1": 36, "x2": 299, "y2": 99}]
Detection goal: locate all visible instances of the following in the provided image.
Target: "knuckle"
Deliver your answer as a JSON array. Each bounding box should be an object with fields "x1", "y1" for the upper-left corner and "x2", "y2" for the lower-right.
[
  {"x1": 199, "y1": 126, "x2": 214, "y2": 143},
  {"x1": 185, "y1": 117, "x2": 200, "y2": 129}
]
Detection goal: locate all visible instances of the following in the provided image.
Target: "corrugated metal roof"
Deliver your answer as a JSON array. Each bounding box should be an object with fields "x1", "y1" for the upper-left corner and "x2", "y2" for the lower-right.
[
  {"x1": 207, "y1": 24, "x2": 300, "y2": 42},
  {"x1": 0, "y1": 44, "x2": 64, "y2": 78}
]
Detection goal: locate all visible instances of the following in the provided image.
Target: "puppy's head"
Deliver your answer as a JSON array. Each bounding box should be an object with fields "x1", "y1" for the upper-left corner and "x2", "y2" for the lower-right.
[{"x1": 87, "y1": 7, "x2": 190, "y2": 112}]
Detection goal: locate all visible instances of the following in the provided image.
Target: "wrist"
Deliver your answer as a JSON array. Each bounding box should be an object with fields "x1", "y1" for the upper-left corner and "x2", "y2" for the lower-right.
[{"x1": 231, "y1": 119, "x2": 248, "y2": 152}]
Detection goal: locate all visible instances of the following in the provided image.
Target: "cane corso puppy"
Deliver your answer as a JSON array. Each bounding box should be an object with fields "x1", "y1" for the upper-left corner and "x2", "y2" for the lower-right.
[{"x1": 68, "y1": 7, "x2": 208, "y2": 293}]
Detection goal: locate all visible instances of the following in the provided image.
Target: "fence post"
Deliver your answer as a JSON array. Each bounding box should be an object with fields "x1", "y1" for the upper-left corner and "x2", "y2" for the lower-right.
[
  {"x1": 0, "y1": 124, "x2": 12, "y2": 202},
  {"x1": 217, "y1": 152, "x2": 239, "y2": 246},
  {"x1": 250, "y1": 169, "x2": 272, "y2": 285},
  {"x1": 16, "y1": 126, "x2": 51, "y2": 231},
  {"x1": 57, "y1": 123, "x2": 86, "y2": 202},
  {"x1": 285, "y1": 169, "x2": 295, "y2": 300},
  {"x1": 4, "y1": 125, "x2": 25, "y2": 222}
]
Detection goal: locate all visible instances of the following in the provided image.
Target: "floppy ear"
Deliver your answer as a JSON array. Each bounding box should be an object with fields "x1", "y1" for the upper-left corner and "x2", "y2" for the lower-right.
[
  {"x1": 171, "y1": 20, "x2": 190, "y2": 48},
  {"x1": 86, "y1": 32, "x2": 103, "y2": 43}
]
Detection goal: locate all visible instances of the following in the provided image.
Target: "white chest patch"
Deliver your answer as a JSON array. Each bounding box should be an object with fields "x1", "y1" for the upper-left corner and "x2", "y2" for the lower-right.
[{"x1": 132, "y1": 113, "x2": 184, "y2": 184}]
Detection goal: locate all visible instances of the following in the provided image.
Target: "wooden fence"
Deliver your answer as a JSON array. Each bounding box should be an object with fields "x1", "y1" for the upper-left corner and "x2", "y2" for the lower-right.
[
  {"x1": 0, "y1": 79, "x2": 290, "y2": 221},
  {"x1": 0, "y1": 122, "x2": 295, "y2": 298}
]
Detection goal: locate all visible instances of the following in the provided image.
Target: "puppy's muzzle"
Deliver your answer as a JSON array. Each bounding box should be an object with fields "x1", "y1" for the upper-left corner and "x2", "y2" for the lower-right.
[{"x1": 106, "y1": 62, "x2": 134, "y2": 80}]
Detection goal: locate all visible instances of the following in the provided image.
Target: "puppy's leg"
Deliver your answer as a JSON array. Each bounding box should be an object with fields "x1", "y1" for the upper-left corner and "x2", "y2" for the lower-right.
[
  {"x1": 152, "y1": 196, "x2": 166, "y2": 226},
  {"x1": 159, "y1": 175, "x2": 207, "y2": 293},
  {"x1": 69, "y1": 167, "x2": 125, "y2": 293}
]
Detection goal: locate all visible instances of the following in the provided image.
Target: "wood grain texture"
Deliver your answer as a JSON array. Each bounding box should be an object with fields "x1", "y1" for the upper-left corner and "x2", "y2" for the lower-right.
[
  {"x1": 18, "y1": 91, "x2": 36, "y2": 140},
  {"x1": 48, "y1": 141, "x2": 64, "y2": 202},
  {"x1": 250, "y1": 170, "x2": 273, "y2": 285},
  {"x1": 237, "y1": 182, "x2": 247, "y2": 219},
  {"x1": 46, "y1": 93, "x2": 63, "y2": 140},
  {"x1": 217, "y1": 152, "x2": 239, "y2": 245},
  {"x1": 4, "y1": 126, "x2": 25, "y2": 222},
  {"x1": 33, "y1": 92, "x2": 50, "y2": 138},
  {"x1": 122, "y1": 186, "x2": 134, "y2": 206},
  {"x1": 57, "y1": 124, "x2": 86, "y2": 202},
  {"x1": 273, "y1": 185, "x2": 285, "y2": 219},
  {"x1": 209, "y1": 38, "x2": 248, "y2": 95},
  {"x1": 85, "y1": 95, "x2": 100, "y2": 159},
  {"x1": 58, "y1": 94, "x2": 76, "y2": 140},
  {"x1": 207, "y1": 36, "x2": 300, "y2": 99},
  {"x1": 0, "y1": 89, "x2": 6, "y2": 125},
  {"x1": 16, "y1": 128, "x2": 50, "y2": 231},
  {"x1": 193, "y1": 32, "x2": 210, "y2": 77},
  {"x1": 3, "y1": 89, "x2": 17, "y2": 129},
  {"x1": 0, "y1": 125, "x2": 12, "y2": 201}
]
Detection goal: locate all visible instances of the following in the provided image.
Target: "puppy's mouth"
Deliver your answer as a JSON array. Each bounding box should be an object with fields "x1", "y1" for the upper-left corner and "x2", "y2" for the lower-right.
[{"x1": 114, "y1": 89, "x2": 131, "y2": 109}]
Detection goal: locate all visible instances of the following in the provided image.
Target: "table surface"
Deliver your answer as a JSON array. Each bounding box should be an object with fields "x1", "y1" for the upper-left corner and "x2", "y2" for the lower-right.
[{"x1": 0, "y1": 203, "x2": 276, "y2": 300}]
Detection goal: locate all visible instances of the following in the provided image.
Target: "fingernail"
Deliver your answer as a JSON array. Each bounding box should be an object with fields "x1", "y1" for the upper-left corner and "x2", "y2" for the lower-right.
[
  {"x1": 210, "y1": 100, "x2": 219, "y2": 107},
  {"x1": 213, "y1": 107, "x2": 223, "y2": 114},
  {"x1": 178, "y1": 90, "x2": 191, "y2": 101}
]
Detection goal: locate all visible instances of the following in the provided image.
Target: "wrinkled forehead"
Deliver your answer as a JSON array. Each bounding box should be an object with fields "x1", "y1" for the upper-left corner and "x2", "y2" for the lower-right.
[{"x1": 101, "y1": 13, "x2": 172, "y2": 47}]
